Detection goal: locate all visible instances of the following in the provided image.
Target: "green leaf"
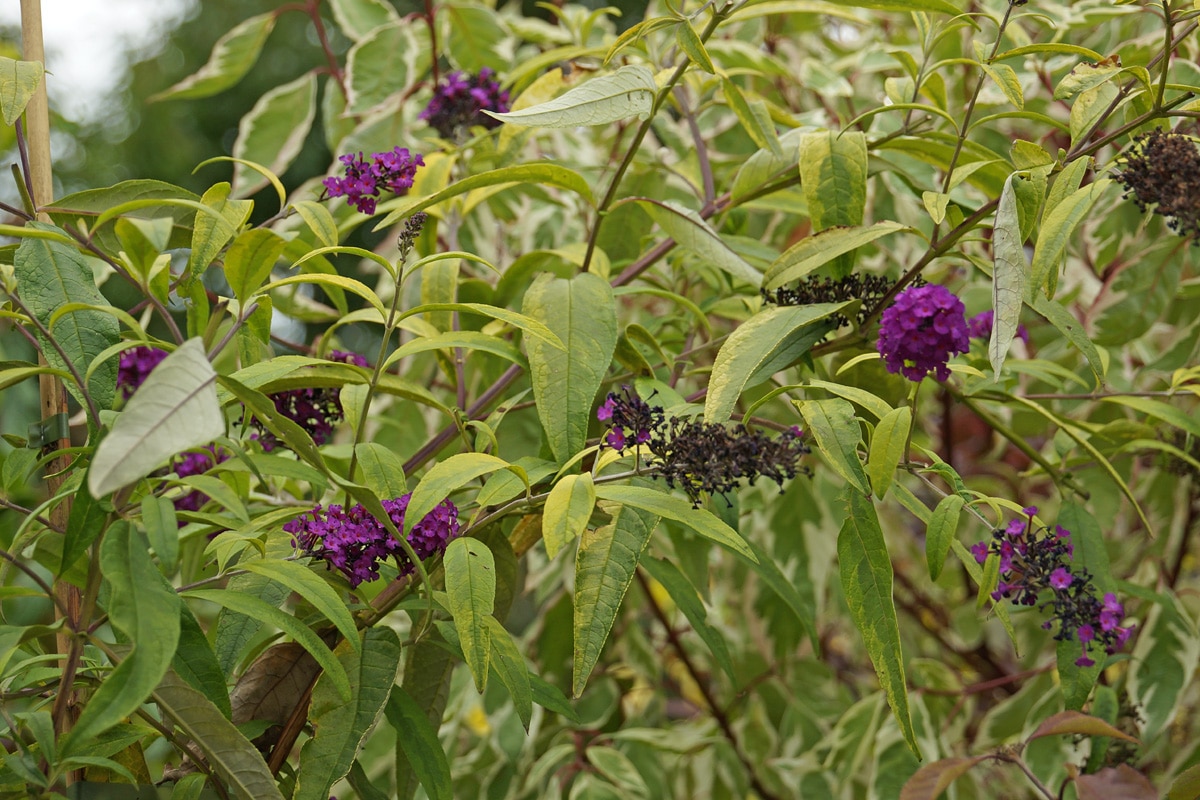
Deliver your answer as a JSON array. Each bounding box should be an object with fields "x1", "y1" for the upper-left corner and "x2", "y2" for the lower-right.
[
  {"x1": 187, "y1": 182, "x2": 253, "y2": 279},
  {"x1": 1127, "y1": 589, "x2": 1200, "y2": 741},
  {"x1": 184, "y1": 588, "x2": 351, "y2": 702},
  {"x1": 924, "y1": 494, "x2": 963, "y2": 582},
  {"x1": 291, "y1": 200, "x2": 339, "y2": 248},
  {"x1": 294, "y1": 628, "x2": 401, "y2": 800},
  {"x1": 720, "y1": 78, "x2": 778, "y2": 152},
  {"x1": 61, "y1": 486, "x2": 108, "y2": 572},
  {"x1": 980, "y1": 62, "x2": 1023, "y2": 108},
  {"x1": 991, "y1": 173, "x2": 1027, "y2": 377},
  {"x1": 345, "y1": 21, "x2": 431, "y2": 114},
  {"x1": 731, "y1": 126, "x2": 806, "y2": 202},
  {"x1": 763, "y1": 222, "x2": 908, "y2": 289},
  {"x1": 677, "y1": 23, "x2": 715, "y2": 73},
  {"x1": 443, "y1": 537, "x2": 496, "y2": 692},
  {"x1": 150, "y1": 13, "x2": 277, "y2": 101},
  {"x1": 353, "y1": 442, "x2": 408, "y2": 499},
  {"x1": 523, "y1": 272, "x2": 618, "y2": 463},
  {"x1": 89, "y1": 339, "x2": 225, "y2": 498},
  {"x1": 633, "y1": 198, "x2": 761, "y2": 287},
  {"x1": 386, "y1": 687, "x2": 452, "y2": 800},
  {"x1": 174, "y1": 604, "x2": 232, "y2": 719},
  {"x1": 574, "y1": 504, "x2": 657, "y2": 696},
  {"x1": 152, "y1": 667, "x2": 285, "y2": 800},
  {"x1": 799, "y1": 130, "x2": 867, "y2": 276},
  {"x1": 214, "y1": 570, "x2": 291, "y2": 677},
  {"x1": 1028, "y1": 293, "x2": 1104, "y2": 385},
  {"x1": 705, "y1": 303, "x2": 847, "y2": 423},
  {"x1": 0, "y1": 57, "x2": 45, "y2": 125},
  {"x1": 1101, "y1": 396, "x2": 1200, "y2": 439},
  {"x1": 142, "y1": 495, "x2": 180, "y2": 574},
  {"x1": 587, "y1": 746, "x2": 650, "y2": 797},
  {"x1": 485, "y1": 616, "x2": 534, "y2": 729},
  {"x1": 594, "y1": 484, "x2": 757, "y2": 562},
  {"x1": 63, "y1": 524, "x2": 182, "y2": 755},
  {"x1": 232, "y1": 72, "x2": 318, "y2": 197},
  {"x1": 486, "y1": 65, "x2": 656, "y2": 128},
  {"x1": 838, "y1": 0, "x2": 959, "y2": 11},
  {"x1": 867, "y1": 406, "x2": 911, "y2": 499},
  {"x1": 640, "y1": 556, "x2": 735, "y2": 680},
  {"x1": 328, "y1": 0, "x2": 400, "y2": 40},
  {"x1": 225, "y1": 229, "x2": 288, "y2": 304},
  {"x1": 544, "y1": 473, "x2": 597, "y2": 559},
  {"x1": 1031, "y1": 179, "x2": 1111, "y2": 299},
  {"x1": 14, "y1": 222, "x2": 120, "y2": 412},
  {"x1": 839, "y1": 489, "x2": 919, "y2": 757},
  {"x1": 404, "y1": 453, "x2": 523, "y2": 538},
  {"x1": 236, "y1": 559, "x2": 361, "y2": 653},
  {"x1": 797, "y1": 398, "x2": 869, "y2": 493},
  {"x1": 442, "y1": 3, "x2": 508, "y2": 73},
  {"x1": 389, "y1": 330, "x2": 525, "y2": 368},
  {"x1": 1169, "y1": 763, "x2": 1200, "y2": 800}
]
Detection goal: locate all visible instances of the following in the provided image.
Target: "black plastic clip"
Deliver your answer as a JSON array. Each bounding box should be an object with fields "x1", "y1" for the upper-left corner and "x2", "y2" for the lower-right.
[{"x1": 27, "y1": 412, "x2": 71, "y2": 449}]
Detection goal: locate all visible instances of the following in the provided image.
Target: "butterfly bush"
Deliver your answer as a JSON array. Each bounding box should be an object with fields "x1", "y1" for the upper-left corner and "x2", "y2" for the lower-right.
[
  {"x1": 597, "y1": 387, "x2": 810, "y2": 507},
  {"x1": 876, "y1": 284, "x2": 970, "y2": 382},
  {"x1": 116, "y1": 345, "x2": 168, "y2": 399},
  {"x1": 286, "y1": 493, "x2": 460, "y2": 587},
  {"x1": 971, "y1": 507, "x2": 1135, "y2": 667},
  {"x1": 420, "y1": 68, "x2": 511, "y2": 139},
  {"x1": 1117, "y1": 128, "x2": 1200, "y2": 243},
  {"x1": 322, "y1": 147, "x2": 424, "y2": 214},
  {"x1": 251, "y1": 350, "x2": 368, "y2": 452}
]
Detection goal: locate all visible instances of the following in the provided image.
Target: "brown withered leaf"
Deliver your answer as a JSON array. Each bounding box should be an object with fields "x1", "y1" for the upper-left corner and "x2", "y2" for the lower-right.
[
  {"x1": 1075, "y1": 765, "x2": 1156, "y2": 800},
  {"x1": 229, "y1": 642, "x2": 321, "y2": 751}
]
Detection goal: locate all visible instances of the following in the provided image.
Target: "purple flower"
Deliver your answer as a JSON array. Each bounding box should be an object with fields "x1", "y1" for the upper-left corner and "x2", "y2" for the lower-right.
[
  {"x1": 971, "y1": 541, "x2": 990, "y2": 564},
  {"x1": 1049, "y1": 567, "x2": 1074, "y2": 590},
  {"x1": 251, "y1": 351, "x2": 369, "y2": 452},
  {"x1": 597, "y1": 396, "x2": 615, "y2": 421},
  {"x1": 117, "y1": 345, "x2": 168, "y2": 399},
  {"x1": 876, "y1": 285, "x2": 970, "y2": 382},
  {"x1": 286, "y1": 492, "x2": 460, "y2": 587},
  {"x1": 171, "y1": 446, "x2": 228, "y2": 514},
  {"x1": 323, "y1": 147, "x2": 424, "y2": 214},
  {"x1": 421, "y1": 68, "x2": 511, "y2": 140},
  {"x1": 967, "y1": 310, "x2": 1030, "y2": 345}
]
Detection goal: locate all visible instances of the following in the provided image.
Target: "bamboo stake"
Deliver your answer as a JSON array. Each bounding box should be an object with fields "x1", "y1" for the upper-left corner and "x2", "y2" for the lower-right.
[{"x1": 20, "y1": 0, "x2": 81, "y2": 753}]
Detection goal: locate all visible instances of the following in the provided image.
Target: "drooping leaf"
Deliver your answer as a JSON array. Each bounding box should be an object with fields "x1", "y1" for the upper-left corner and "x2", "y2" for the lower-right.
[
  {"x1": 990, "y1": 173, "x2": 1027, "y2": 377},
  {"x1": 214, "y1": 571, "x2": 292, "y2": 677},
  {"x1": 486, "y1": 65, "x2": 656, "y2": 127},
  {"x1": 0, "y1": 57, "x2": 45, "y2": 126},
  {"x1": 441, "y1": 3, "x2": 509, "y2": 73},
  {"x1": 232, "y1": 72, "x2": 318, "y2": 197},
  {"x1": 924, "y1": 494, "x2": 963, "y2": 582},
  {"x1": 762, "y1": 222, "x2": 908, "y2": 289},
  {"x1": 484, "y1": 616, "x2": 534, "y2": 729},
  {"x1": 523, "y1": 272, "x2": 618, "y2": 463},
  {"x1": 224, "y1": 228, "x2": 288, "y2": 304},
  {"x1": 89, "y1": 339, "x2": 225, "y2": 498},
  {"x1": 173, "y1": 604, "x2": 232, "y2": 719},
  {"x1": 353, "y1": 442, "x2": 408, "y2": 499},
  {"x1": 443, "y1": 537, "x2": 497, "y2": 692},
  {"x1": 899, "y1": 756, "x2": 987, "y2": 800},
  {"x1": 867, "y1": 405, "x2": 911, "y2": 500},
  {"x1": 1027, "y1": 711, "x2": 1139, "y2": 744},
  {"x1": 544, "y1": 473, "x2": 597, "y2": 559},
  {"x1": 1074, "y1": 765, "x2": 1157, "y2": 800},
  {"x1": 705, "y1": 303, "x2": 847, "y2": 423},
  {"x1": 186, "y1": 182, "x2": 252, "y2": 279},
  {"x1": 153, "y1": 668, "x2": 285, "y2": 800},
  {"x1": 1127, "y1": 589, "x2": 1200, "y2": 741},
  {"x1": 634, "y1": 199, "x2": 761, "y2": 286},
  {"x1": 839, "y1": 489, "x2": 919, "y2": 756},
  {"x1": 593, "y1": 484, "x2": 756, "y2": 562},
  {"x1": 640, "y1": 556, "x2": 735, "y2": 680},
  {"x1": 293, "y1": 628, "x2": 401, "y2": 800},
  {"x1": 150, "y1": 13, "x2": 277, "y2": 101},
  {"x1": 14, "y1": 222, "x2": 120, "y2": 412},
  {"x1": 404, "y1": 453, "x2": 524, "y2": 539},
  {"x1": 1031, "y1": 178, "x2": 1111, "y2": 298},
  {"x1": 386, "y1": 686, "x2": 453, "y2": 800},
  {"x1": 797, "y1": 398, "x2": 870, "y2": 493},
  {"x1": 61, "y1": 485, "x2": 108, "y2": 572},
  {"x1": 63, "y1": 524, "x2": 182, "y2": 755},
  {"x1": 236, "y1": 559, "x2": 361, "y2": 652},
  {"x1": 573, "y1": 504, "x2": 657, "y2": 696}
]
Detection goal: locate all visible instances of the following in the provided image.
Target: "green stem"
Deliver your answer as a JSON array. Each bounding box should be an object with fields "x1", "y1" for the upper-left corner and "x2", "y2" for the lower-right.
[{"x1": 1157, "y1": 0, "x2": 1174, "y2": 110}]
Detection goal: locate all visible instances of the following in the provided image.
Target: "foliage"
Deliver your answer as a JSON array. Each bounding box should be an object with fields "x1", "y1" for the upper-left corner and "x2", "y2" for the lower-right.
[{"x1": 2, "y1": 0, "x2": 1200, "y2": 798}]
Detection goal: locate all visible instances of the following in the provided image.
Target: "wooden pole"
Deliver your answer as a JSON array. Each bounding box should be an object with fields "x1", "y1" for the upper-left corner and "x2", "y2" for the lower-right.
[{"x1": 20, "y1": 0, "x2": 81, "y2": 753}]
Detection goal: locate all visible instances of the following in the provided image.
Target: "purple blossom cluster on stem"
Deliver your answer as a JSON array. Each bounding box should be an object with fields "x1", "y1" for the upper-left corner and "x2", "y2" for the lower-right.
[
  {"x1": 171, "y1": 446, "x2": 228, "y2": 513},
  {"x1": 285, "y1": 493, "x2": 460, "y2": 587},
  {"x1": 597, "y1": 387, "x2": 810, "y2": 507},
  {"x1": 971, "y1": 507, "x2": 1135, "y2": 667},
  {"x1": 252, "y1": 351, "x2": 368, "y2": 452},
  {"x1": 116, "y1": 345, "x2": 168, "y2": 399},
  {"x1": 876, "y1": 284, "x2": 970, "y2": 382},
  {"x1": 420, "y1": 68, "x2": 511, "y2": 140},
  {"x1": 322, "y1": 147, "x2": 424, "y2": 215}
]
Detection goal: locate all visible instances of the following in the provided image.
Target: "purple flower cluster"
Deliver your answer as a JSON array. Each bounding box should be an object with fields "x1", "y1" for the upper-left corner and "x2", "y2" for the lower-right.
[
  {"x1": 971, "y1": 507, "x2": 1135, "y2": 667},
  {"x1": 285, "y1": 493, "x2": 460, "y2": 587},
  {"x1": 322, "y1": 147, "x2": 424, "y2": 215},
  {"x1": 598, "y1": 387, "x2": 810, "y2": 507},
  {"x1": 876, "y1": 284, "x2": 970, "y2": 382},
  {"x1": 420, "y1": 68, "x2": 511, "y2": 140},
  {"x1": 252, "y1": 351, "x2": 369, "y2": 452},
  {"x1": 172, "y1": 446, "x2": 228, "y2": 513},
  {"x1": 967, "y1": 310, "x2": 1030, "y2": 346},
  {"x1": 117, "y1": 345, "x2": 168, "y2": 399}
]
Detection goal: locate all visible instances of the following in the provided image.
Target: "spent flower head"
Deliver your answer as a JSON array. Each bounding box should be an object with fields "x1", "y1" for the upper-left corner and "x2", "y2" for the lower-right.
[
  {"x1": 421, "y1": 68, "x2": 511, "y2": 140},
  {"x1": 323, "y1": 147, "x2": 424, "y2": 215},
  {"x1": 1117, "y1": 129, "x2": 1200, "y2": 243},
  {"x1": 597, "y1": 387, "x2": 810, "y2": 507},
  {"x1": 876, "y1": 284, "x2": 970, "y2": 382},
  {"x1": 972, "y1": 508, "x2": 1135, "y2": 667},
  {"x1": 285, "y1": 493, "x2": 460, "y2": 587},
  {"x1": 762, "y1": 273, "x2": 899, "y2": 329},
  {"x1": 117, "y1": 345, "x2": 168, "y2": 399}
]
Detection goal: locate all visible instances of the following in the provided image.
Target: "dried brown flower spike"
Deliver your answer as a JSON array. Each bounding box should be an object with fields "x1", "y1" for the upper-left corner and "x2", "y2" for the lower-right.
[{"x1": 1117, "y1": 129, "x2": 1200, "y2": 244}]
